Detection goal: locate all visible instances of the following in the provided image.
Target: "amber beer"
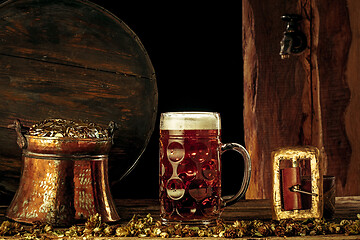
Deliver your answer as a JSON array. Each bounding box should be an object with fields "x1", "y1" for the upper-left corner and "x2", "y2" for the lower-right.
[{"x1": 159, "y1": 112, "x2": 251, "y2": 225}]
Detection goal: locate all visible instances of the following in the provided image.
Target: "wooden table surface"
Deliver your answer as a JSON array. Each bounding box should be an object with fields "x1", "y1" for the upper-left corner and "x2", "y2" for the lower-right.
[
  {"x1": 115, "y1": 196, "x2": 360, "y2": 222},
  {"x1": 0, "y1": 196, "x2": 359, "y2": 239}
]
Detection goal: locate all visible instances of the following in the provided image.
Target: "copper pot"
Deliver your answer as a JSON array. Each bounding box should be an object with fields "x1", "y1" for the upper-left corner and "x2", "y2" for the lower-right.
[{"x1": 6, "y1": 120, "x2": 119, "y2": 226}]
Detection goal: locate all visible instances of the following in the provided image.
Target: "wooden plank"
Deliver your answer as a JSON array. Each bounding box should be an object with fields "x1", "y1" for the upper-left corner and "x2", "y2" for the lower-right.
[
  {"x1": 316, "y1": 0, "x2": 353, "y2": 196},
  {"x1": 243, "y1": 0, "x2": 358, "y2": 198},
  {"x1": 115, "y1": 197, "x2": 360, "y2": 223},
  {"x1": 341, "y1": 0, "x2": 360, "y2": 196},
  {"x1": 0, "y1": 0, "x2": 154, "y2": 78},
  {"x1": 3, "y1": 196, "x2": 358, "y2": 223},
  {"x1": 0, "y1": 56, "x2": 152, "y2": 128},
  {"x1": 115, "y1": 199, "x2": 273, "y2": 222},
  {"x1": 242, "y1": 0, "x2": 321, "y2": 199}
]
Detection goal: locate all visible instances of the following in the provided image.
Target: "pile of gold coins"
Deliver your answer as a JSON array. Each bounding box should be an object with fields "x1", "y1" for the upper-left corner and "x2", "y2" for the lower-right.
[{"x1": 28, "y1": 119, "x2": 110, "y2": 138}]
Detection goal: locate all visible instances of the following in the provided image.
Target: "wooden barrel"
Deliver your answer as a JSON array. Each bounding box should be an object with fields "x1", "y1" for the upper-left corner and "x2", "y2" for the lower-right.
[{"x1": 0, "y1": 0, "x2": 158, "y2": 203}]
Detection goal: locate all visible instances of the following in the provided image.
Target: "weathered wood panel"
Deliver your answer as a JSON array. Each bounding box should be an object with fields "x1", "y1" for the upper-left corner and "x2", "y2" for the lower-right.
[
  {"x1": 342, "y1": 0, "x2": 360, "y2": 196},
  {"x1": 242, "y1": 0, "x2": 321, "y2": 199},
  {"x1": 0, "y1": 0, "x2": 154, "y2": 77},
  {"x1": 114, "y1": 196, "x2": 360, "y2": 222},
  {"x1": 0, "y1": 0, "x2": 157, "y2": 202},
  {"x1": 316, "y1": 0, "x2": 353, "y2": 196},
  {"x1": 243, "y1": 0, "x2": 357, "y2": 198}
]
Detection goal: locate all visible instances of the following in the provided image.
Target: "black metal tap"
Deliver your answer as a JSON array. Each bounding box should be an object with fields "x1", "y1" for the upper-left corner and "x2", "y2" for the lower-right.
[{"x1": 280, "y1": 14, "x2": 307, "y2": 59}]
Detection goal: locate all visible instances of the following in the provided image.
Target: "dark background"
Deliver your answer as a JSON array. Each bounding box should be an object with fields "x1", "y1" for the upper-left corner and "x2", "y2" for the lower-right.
[{"x1": 90, "y1": 1, "x2": 244, "y2": 199}]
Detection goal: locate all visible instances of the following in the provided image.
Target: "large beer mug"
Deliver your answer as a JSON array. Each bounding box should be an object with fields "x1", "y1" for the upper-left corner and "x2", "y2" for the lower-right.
[{"x1": 159, "y1": 112, "x2": 251, "y2": 225}]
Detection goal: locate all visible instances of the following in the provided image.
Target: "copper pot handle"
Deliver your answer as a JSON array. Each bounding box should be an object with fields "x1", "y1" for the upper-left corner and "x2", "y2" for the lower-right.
[
  {"x1": 8, "y1": 119, "x2": 27, "y2": 149},
  {"x1": 108, "y1": 121, "x2": 117, "y2": 144}
]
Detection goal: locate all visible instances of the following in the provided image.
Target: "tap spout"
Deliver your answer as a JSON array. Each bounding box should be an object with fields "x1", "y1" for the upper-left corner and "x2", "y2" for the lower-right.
[
  {"x1": 279, "y1": 14, "x2": 307, "y2": 59},
  {"x1": 280, "y1": 32, "x2": 293, "y2": 59}
]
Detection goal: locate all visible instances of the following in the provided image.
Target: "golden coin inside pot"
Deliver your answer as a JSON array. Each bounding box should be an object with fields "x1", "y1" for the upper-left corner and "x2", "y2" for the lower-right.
[{"x1": 28, "y1": 119, "x2": 110, "y2": 139}]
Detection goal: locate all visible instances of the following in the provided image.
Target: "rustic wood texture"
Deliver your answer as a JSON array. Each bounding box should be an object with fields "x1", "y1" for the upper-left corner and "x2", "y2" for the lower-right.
[
  {"x1": 342, "y1": 0, "x2": 360, "y2": 197},
  {"x1": 242, "y1": 0, "x2": 320, "y2": 199},
  {"x1": 115, "y1": 196, "x2": 360, "y2": 223},
  {"x1": 0, "y1": 0, "x2": 157, "y2": 202},
  {"x1": 316, "y1": 0, "x2": 353, "y2": 197},
  {"x1": 243, "y1": 0, "x2": 357, "y2": 199},
  {"x1": 1, "y1": 197, "x2": 360, "y2": 239}
]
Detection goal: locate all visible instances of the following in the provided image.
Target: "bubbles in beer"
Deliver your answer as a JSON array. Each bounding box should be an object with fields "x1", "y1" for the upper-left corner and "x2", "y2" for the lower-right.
[{"x1": 167, "y1": 141, "x2": 185, "y2": 162}]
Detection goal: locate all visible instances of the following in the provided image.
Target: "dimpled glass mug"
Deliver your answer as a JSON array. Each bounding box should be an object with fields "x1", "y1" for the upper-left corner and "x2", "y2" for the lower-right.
[{"x1": 159, "y1": 112, "x2": 252, "y2": 225}]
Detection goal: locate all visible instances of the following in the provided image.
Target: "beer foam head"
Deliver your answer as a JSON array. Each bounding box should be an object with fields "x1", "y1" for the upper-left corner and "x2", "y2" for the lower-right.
[{"x1": 160, "y1": 112, "x2": 221, "y2": 130}]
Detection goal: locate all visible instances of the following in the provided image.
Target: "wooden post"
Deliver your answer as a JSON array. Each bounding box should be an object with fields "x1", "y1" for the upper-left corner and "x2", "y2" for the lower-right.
[{"x1": 243, "y1": 0, "x2": 356, "y2": 199}]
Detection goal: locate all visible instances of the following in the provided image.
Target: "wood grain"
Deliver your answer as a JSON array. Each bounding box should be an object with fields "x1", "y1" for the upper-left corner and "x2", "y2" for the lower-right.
[
  {"x1": 242, "y1": 0, "x2": 318, "y2": 199},
  {"x1": 342, "y1": 0, "x2": 360, "y2": 196},
  {"x1": 243, "y1": 0, "x2": 357, "y2": 198},
  {"x1": 0, "y1": 0, "x2": 154, "y2": 77},
  {"x1": 316, "y1": 0, "x2": 353, "y2": 196},
  {"x1": 0, "y1": 0, "x2": 157, "y2": 202}
]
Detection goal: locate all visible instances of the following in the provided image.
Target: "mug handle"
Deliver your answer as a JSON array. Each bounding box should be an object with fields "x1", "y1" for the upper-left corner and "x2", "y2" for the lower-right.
[{"x1": 221, "y1": 143, "x2": 252, "y2": 207}]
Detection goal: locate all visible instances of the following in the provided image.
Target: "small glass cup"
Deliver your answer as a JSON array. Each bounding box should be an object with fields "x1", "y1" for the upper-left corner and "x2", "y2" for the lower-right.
[
  {"x1": 323, "y1": 175, "x2": 336, "y2": 219},
  {"x1": 159, "y1": 112, "x2": 251, "y2": 225}
]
